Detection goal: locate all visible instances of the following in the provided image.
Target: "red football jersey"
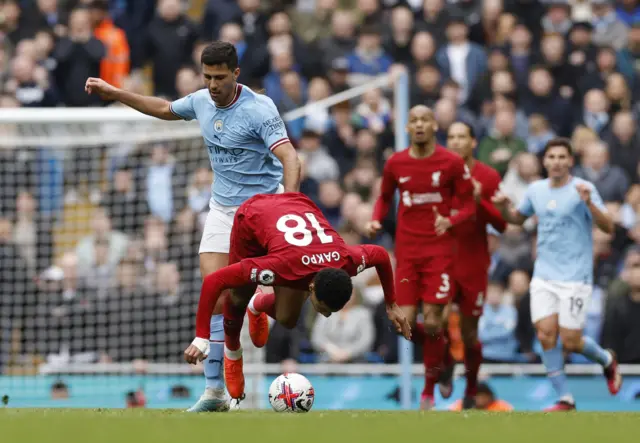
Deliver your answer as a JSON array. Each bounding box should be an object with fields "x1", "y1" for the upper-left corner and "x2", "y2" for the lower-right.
[
  {"x1": 372, "y1": 146, "x2": 475, "y2": 259},
  {"x1": 452, "y1": 161, "x2": 506, "y2": 274},
  {"x1": 195, "y1": 193, "x2": 395, "y2": 338}
]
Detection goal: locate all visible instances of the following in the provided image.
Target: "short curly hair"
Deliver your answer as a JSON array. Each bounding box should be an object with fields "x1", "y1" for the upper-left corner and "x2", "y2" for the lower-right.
[{"x1": 313, "y1": 268, "x2": 353, "y2": 311}]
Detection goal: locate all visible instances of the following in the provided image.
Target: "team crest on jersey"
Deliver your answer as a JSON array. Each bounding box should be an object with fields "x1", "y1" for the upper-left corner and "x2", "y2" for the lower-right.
[
  {"x1": 547, "y1": 200, "x2": 557, "y2": 210},
  {"x1": 258, "y1": 270, "x2": 275, "y2": 285},
  {"x1": 432, "y1": 171, "x2": 441, "y2": 187},
  {"x1": 214, "y1": 120, "x2": 224, "y2": 133}
]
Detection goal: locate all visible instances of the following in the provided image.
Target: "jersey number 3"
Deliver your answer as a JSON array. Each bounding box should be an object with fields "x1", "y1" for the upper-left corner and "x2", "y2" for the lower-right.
[{"x1": 276, "y1": 213, "x2": 334, "y2": 247}]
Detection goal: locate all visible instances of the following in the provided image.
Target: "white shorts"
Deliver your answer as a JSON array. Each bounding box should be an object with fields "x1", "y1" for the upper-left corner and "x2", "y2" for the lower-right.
[
  {"x1": 529, "y1": 278, "x2": 592, "y2": 330},
  {"x1": 199, "y1": 185, "x2": 285, "y2": 254}
]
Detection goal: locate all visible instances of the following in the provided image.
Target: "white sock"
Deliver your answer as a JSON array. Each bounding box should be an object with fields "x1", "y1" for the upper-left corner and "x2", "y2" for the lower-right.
[
  {"x1": 559, "y1": 394, "x2": 575, "y2": 405},
  {"x1": 203, "y1": 387, "x2": 226, "y2": 400},
  {"x1": 224, "y1": 345, "x2": 243, "y2": 361},
  {"x1": 248, "y1": 294, "x2": 259, "y2": 315}
]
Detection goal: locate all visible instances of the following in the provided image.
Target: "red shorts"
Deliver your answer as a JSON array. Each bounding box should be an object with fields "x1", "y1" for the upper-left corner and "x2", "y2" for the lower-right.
[
  {"x1": 452, "y1": 271, "x2": 488, "y2": 318},
  {"x1": 395, "y1": 254, "x2": 454, "y2": 306},
  {"x1": 228, "y1": 208, "x2": 267, "y2": 265}
]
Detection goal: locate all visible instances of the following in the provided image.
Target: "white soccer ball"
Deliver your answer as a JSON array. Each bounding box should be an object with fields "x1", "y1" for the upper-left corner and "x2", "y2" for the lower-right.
[{"x1": 268, "y1": 373, "x2": 315, "y2": 413}]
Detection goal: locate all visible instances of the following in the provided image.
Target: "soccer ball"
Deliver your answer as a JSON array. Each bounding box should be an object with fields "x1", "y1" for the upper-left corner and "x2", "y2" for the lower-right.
[{"x1": 268, "y1": 373, "x2": 315, "y2": 413}]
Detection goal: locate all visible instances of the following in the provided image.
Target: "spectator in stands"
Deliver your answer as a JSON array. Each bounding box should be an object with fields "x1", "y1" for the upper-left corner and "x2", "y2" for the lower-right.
[
  {"x1": 411, "y1": 64, "x2": 440, "y2": 109},
  {"x1": 75, "y1": 207, "x2": 128, "y2": 277},
  {"x1": 311, "y1": 290, "x2": 375, "y2": 363},
  {"x1": 522, "y1": 66, "x2": 574, "y2": 137},
  {"x1": 50, "y1": 380, "x2": 69, "y2": 400},
  {"x1": 346, "y1": 24, "x2": 393, "y2": 87},
  {"x1": 409, "y1": 31, "x2": 437, "y2": 74},
  {"x1": 574, "y1": 141, "x2": 630, "y2": 203},
  {"x1": 436, "y1": 14, "x2": 488, "y2": 106},
  {"x1": 288, "y1": 0, "x2": 335, "y2": 44},
  {"x1": 53, "y1": 7, "x2": 105, "y2": 107},
  {"x1": 322, "y1": 102, "x2": 357, "y2": 176},
  {"x1": 578, "y1": 46, "x2": 621, "y2": 98},
  {"x1": 384, "y1": 6, "x2": 414, "y2": 66},
  {"x1": 175, "y1": 66, "x2": 201, "y2": 98},
  {"x1": 539, "y1": 32, "x2": 575, "y2": 98},
  {"x1": 478, "y1": 281, "x2": 519, "y2": 363},
  {"x1": 434, "y1": 98, "x2": 458, "y2": 145},
  {"x1": 140, "y1": 144, "x2": 187, "y2": 224},
  {"x1": 415, "y1": 0, "x2": 450, "y2": 47},
  {"x1": 508, "y1": 23, "x2": 535, "y2": 94},
  {"x1": 317, "y1": 180, "x2": 344, "y2": 228},
  {"x1": 352, "y1": 88, "x2": 391, "y2": 135},
  {"x1": 13, "y1": 190, "x2": 53, "y2": 275},
  {"x1": 477, "y1": 110, "x2": 527, "y2": 176},
  {"x1": 8, "y1": 55, "x2": 59, "y2": 107},
  {"x1": 137, "y1": 0, "x2": 198, "y2": 98},
  {"x1": 101, "y1": 164, "x2": 149, "y2": 235},
  {"x1": 318, "y1": 10, "x2": 357, "y2": 72},
  {"x1": 567, "y1": 22, "x2": 598, "y2": 76},
  {"x1": 541, "y1": 1, "x2": 573, "y2": 36},
  {"x1": 607, "y1": 111, "x2": 640, "y2": 183},
  {"x1": 169, "y1": 208, "x2": 201, "y2": 286},
  {"x1": 89, "y1": 0, "x2": 130, "y2": 90},
  {"x1": 267, "y1": 10, "x2": 317, "y2": 81},
  {"x1": 605, "y1": 73, "x2": 632, "y2": 115},
  {"x1": 502, "y1": 152, "x2": 541, "y2": 207},
  {"x1": 591, "y1": 0, "x2": 629, "y2": 50},
  {"x1": 602, "y1": 248, "x2": 640, "y2": 363},
  {"x1": 526, "y1": 114, "x2": 556, "y2": 155},
  {"x1": 218, "y1": 22, "x2": 269, "y2": 86},
  {"x1": 297, "y1": 129, "x2": 340, "y2": 184}
]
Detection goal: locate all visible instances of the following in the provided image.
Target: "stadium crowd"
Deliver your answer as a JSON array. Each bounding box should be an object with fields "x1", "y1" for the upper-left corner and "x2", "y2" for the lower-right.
[{"x1": 2, "y1": 0, "x2": 640, "y2": 373}]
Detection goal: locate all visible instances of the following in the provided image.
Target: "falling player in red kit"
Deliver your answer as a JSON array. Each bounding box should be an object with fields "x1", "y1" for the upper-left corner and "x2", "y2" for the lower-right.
[
  {"x1": 365, "y1": 105, "x2": 475, "y2": 409},
  {"x1": 439, "y1": 121, "x2": 507, "y2": 409},
  {"x1": 184, "y1": 192, "x2": 411, "y2": 399}
]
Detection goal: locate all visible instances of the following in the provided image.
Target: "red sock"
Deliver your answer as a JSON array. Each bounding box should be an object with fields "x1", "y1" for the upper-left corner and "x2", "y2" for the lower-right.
[
  {"x1": 223, "y1": 298, "x2": 245, "y2": 351},
  {"x1": 422, "y1": 330, "x2": 446, "y2": 397},
  {"x1": 251, "y1": 289, "x2": 276, "y2": 319},
  {"x1": 441, "y1": 327, "x2": 453, "y2": 368},
  {"x1": 412, "y1": 323, "x2": 425, "y2": 345},
  {"x1": 464, "y1": 341, "x2": 482, "y2": 398}
]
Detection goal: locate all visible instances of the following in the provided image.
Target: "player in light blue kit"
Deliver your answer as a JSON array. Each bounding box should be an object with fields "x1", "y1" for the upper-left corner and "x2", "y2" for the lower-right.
[
  {"x1": 492, "y1": 138, "x2": 622, "y2": 411},
  {"x1": 85, "y1": 41, "x2": 300, "y2": 412}
]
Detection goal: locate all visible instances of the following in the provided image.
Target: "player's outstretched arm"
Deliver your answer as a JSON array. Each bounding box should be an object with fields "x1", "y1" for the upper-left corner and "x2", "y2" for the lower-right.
[
  {"x1": 491, "y1": 191, "x2": 527, "y2": 226},
  {"x1": 477, "y1": 174, "x2": 507, "y2": 233},
  {"x1": 360, "y1": 245, "x2": 411, "y2": 340},
  {"x1": 368, "y1": 161, "x2": 397, "y2": 238},
  {"x1": 85, "y1": 77, "x2": 180, "y2": 121},
  {"x1": 576, "y1": 183, "x2": 614, "y2": 234},
  {"x1": 272, "y1": 142, "x2": 301, "y2": 192},
  {"x1": 185, "y1": 263, "x2": 249, "y2": 364}
]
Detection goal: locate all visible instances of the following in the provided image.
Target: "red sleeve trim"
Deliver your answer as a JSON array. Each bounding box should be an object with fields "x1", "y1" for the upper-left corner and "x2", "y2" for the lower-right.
[{"x1": 269, "y1": 138, "x2": 290, "y2": 151}]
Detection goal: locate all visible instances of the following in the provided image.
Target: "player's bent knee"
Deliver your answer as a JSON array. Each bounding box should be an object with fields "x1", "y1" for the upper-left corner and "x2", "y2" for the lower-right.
[
  {"x1": 559, "y1": 331, "x2": 582, "y2": 352},
  {"x1": 536, "y1": 327, "x2": 557, "y2": 349}
]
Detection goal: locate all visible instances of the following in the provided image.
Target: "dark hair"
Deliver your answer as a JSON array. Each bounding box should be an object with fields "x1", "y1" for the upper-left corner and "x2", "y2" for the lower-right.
[
  {"x1": 542, "y1": 137, "x2": 573, "y2": 157},
  {"x1": 452, "y1": 120, "x2": 475, "y2": 139},
  {"x1": 313, "y1": 268, "x2": 353, "y2": 311},
  {"x1": 200, "y1": 41, "x2": 238, "y2": 71}
]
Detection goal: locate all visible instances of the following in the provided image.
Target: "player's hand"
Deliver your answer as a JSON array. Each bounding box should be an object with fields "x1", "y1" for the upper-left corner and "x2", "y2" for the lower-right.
[
  {"x1": 184, "y1": 337, "x2": 209, "y2": 365},
  {"x1": 575, "y1": 183, "x2": 592, "y2": 204},
  {"x1": 364, "y1": 220, "x2": 382, "y2": 239},
  {"x1": 491, "y1": 191, "x2": 511, "y2": 209},
  {"x1": 85, "y1": 77, "x2": 118, "y2": 100},
  {"x1": 472, "y1": 178, "x2": 482, "y2": 203},
  {"x1": 386, "y1": 303, "x2": 411, "y2": 340},
  {"x1": 433, "y1": 207, "x2": 452, "y2": 236}
]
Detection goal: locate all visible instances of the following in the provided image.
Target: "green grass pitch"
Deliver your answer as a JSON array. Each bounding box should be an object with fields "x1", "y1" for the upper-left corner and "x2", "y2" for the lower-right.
[{"x1": 2, "y1": 409, "x2": 639, "y2": 443}]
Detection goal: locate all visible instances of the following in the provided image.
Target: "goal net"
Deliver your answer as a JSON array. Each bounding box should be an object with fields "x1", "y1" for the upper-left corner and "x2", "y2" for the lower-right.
[{"x1": 0, "y1": 72, "x2": 415, "y2": 410}]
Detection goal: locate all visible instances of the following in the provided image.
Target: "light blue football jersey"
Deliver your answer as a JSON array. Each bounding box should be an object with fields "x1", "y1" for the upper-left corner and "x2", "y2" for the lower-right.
[
  {"x1": 517, "y1": 177, "x2": 606, "y2": 284},
  {"x1": 170, "y1": 84, "x2": 289, "y2": 207}
]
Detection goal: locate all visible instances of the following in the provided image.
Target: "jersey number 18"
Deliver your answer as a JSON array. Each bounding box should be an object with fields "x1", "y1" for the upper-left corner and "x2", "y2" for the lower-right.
[{"x1": 276, "y1": 213, "x2": 334, "y2": 247}]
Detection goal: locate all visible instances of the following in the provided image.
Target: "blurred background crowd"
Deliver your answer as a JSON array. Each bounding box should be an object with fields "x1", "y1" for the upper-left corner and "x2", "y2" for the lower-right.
[{"x1": 2, "y1": 0, "x2": 640, "y2": 375}]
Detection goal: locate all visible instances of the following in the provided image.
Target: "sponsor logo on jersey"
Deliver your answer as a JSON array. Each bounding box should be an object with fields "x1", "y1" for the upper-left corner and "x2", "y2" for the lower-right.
[
  {"x1": 214, "y1": 120, "x2": 224, "y2": 132},
  {"x1": 258, "y1": 269, "x2": 275, "y2": 285},
  {"x1": 402, "y1": 190, "x2": 443, "y2": 206},
  {"x1": 432, "y1": 171, "x2": 441, "y2": 187},
  {"x1": 399, "y1": 176, "x2": 411, "y2": 184}
]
